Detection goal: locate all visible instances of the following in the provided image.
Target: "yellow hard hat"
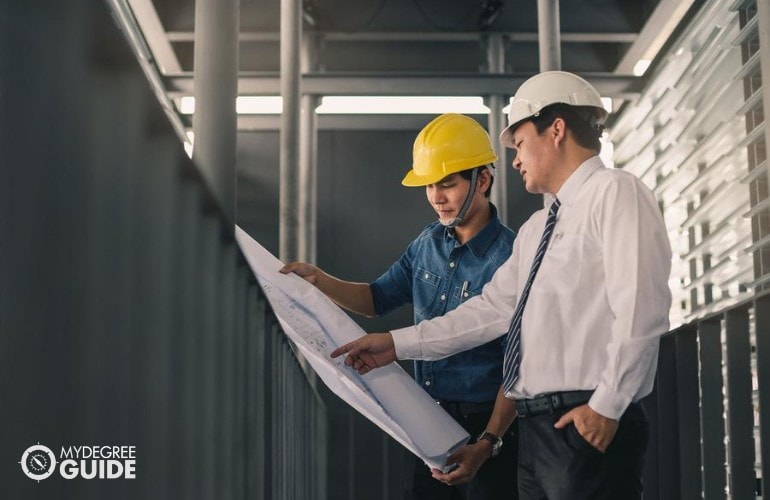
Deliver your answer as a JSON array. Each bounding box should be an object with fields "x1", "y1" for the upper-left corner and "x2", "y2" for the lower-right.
[{"x1": 402, "y1": 113, "x2": 498, "y2": 187}]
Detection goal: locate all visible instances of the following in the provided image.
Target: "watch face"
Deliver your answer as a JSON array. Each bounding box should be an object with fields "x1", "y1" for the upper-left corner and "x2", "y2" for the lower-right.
[{"x1": 20, "y1": 444, "x2": 57, "y2": 481}]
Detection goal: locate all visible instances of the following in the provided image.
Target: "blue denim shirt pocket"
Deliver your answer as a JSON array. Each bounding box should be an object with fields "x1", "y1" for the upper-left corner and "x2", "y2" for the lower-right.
[{"x1": 414, "y1": 266, "x2": 442, "y2": 318}]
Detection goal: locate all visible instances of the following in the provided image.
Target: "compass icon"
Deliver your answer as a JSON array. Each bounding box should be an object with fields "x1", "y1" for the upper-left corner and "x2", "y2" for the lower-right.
[{"x1": 20, "y1": 444, "x2": 57, "y2": 481}]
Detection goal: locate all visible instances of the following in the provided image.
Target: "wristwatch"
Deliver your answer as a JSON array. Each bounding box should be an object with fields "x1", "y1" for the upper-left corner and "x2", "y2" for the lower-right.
[{"x1": 476, "y1": 431, "x2": 503, "y2": 457}]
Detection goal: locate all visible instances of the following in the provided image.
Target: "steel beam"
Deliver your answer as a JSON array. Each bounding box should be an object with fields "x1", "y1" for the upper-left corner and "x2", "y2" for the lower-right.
[
  {"x1": 166, "y1": 73, "x2": 641, "y2": 98},
  {"x1": 127, "y1": 0, "x2": 182, "y2": 74},
  {"x1": 166, "y1": 30, "x2": 638, "y2": 44},
  {"x1": 614, "y1": 0, "x2": 695, "y2": 74}
]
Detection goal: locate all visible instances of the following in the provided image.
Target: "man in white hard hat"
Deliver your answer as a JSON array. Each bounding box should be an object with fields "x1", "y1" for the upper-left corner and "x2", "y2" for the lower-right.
[
  {"x1": 331, "y1": 71, "x2": 673, "y2": 500},
  {"x1": 282, "y1": 114, "x2": 519, "y2": 500}
]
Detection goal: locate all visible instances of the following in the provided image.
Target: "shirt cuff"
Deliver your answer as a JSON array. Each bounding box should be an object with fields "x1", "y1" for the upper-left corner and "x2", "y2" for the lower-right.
[
  {"x1": 588, "y1": 384, "x2": 632, "y2": 420},
  {"x1": 391, "y1": 326, "x2": 421, "y2": 359}
]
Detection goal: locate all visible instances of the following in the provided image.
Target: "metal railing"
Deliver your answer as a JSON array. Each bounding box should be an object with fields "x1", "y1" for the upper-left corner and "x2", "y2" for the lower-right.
[{"x1": 642, "y1": 290, "x2": 770, "y2": 499}]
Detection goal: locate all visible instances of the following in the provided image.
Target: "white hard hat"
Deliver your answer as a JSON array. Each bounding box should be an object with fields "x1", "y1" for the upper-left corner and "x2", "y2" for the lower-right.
[{"x1": 500, "y1": 71, "x2": 608, "y2": 147}]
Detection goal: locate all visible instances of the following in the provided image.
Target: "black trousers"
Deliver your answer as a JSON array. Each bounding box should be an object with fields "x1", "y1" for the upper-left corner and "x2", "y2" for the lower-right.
[
  {"x1": 517, "y1": 402, "x2": 648, "y2": 500},
  {"x1": 406, "y1": 405, "x2": 519, "y2": 500}
]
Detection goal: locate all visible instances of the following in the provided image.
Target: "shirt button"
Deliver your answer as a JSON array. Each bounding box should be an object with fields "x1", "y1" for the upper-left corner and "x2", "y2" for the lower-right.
[
  {"x1": 463, "y1": 292, "x2": 469, "y2": 298},
  {"x1": 440, "y1": 294, "x2": 446, "y2": 301},
  {"x1": 425, "y1": 381, "x2": 432, "y2": 386},
  {"x1": 449, "y1": 262, "x2": 455, "y2": 268}
]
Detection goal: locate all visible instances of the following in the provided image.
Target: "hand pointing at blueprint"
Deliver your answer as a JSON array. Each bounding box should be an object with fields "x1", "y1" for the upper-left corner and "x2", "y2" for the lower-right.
[{"x1": 235, "y1": 226, "x2": 469, "y2": 470}]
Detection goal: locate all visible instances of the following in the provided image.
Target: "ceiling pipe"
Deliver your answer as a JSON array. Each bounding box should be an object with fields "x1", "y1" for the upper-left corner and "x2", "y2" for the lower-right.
[
  {"x1": 279, "y1": 0, "x2": 302, "y2": 262},
  {"x1": 486, "y1": 34, "x2": 508, "y2": 224},
  {"x1": 192, "y1": 0, "x2": 240, "y2": 226},
  {"x1": 537, "y1": 0, "x2": 561, "y2": 71}
]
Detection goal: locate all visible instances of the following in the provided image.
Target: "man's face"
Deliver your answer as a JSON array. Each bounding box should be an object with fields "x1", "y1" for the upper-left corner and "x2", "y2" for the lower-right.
[
  {"x1": 510, "y1": 120, "x2": 557, "y2": 194},
  {"x1": 425, "y1": 173, "x2": 475, "y2": 225}
]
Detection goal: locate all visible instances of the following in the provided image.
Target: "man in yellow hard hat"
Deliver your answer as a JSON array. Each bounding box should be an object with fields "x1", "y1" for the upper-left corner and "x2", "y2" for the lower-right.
[
  {"x1": 331, "y1": 71, "x2": 673, "y2": 500},
  {"x1": 281, "y1": 113, "x2": 518, "y2": 500}
]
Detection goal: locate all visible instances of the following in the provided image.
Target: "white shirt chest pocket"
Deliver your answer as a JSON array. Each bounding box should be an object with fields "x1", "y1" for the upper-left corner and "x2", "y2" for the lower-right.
[{"x1": 532, "y1": 232, "x2": 592, "y2": 294}]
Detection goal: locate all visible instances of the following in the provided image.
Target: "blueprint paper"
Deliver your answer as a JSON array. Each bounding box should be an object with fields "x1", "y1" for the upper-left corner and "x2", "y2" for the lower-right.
[{"x1": 235, "y1": 226, "x2": 470, "y2": 469}]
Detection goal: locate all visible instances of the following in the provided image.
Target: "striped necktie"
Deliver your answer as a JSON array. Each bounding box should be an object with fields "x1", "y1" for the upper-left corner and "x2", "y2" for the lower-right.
[{"x1": 502, "y1": 198, "x2": 561, "y2": 394}]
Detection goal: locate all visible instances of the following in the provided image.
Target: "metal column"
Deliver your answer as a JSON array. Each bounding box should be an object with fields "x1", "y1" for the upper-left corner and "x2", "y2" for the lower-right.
[
  {"x1": 724, "y1": 308, "x2": 756, "y2": 499},
  {"x1": 698, "y1": 319, "x2": 727, "y2": 499},
  {"x1": 486, "y1": 34, "x2": 508, "y2": 225},
  {"x1": 280, "y1": 0, "x2": 302, "y2": 262},
  {"x1": 299, "y1": 34, "x2": 319, "y2": 264},
  {"x1": 191, "y1": 0, "x2": 240, "y2": 225},
  {"x1": 756, "y1": 294, "x2": 770, "y2": 496},
  {"x1": 537, "y1": 0, "x2": 561, "y2": 71}
]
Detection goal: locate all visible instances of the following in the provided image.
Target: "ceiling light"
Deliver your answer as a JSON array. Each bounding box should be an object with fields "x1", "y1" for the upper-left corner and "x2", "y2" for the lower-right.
[
  {"x1": 633, "y1": 59, "x2": 652, "y2": 77},
  {"x1": 315, "y1": 96, "x2": 490, "y2": 114},
  {"x1": 178, "y1": 96, "x2": 284, "y2": 115},
  {"x1": 237, "y1": 96, "x2": 283, "y2": 114}
]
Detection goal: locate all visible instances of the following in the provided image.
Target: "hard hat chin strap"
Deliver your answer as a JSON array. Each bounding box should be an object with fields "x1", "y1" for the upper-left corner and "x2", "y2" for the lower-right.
[{"x1": 440, "y1": 168, "x2": 479, "y2": 228}]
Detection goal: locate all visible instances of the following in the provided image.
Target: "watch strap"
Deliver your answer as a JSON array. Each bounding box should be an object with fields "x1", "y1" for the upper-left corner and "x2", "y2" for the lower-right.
[{"x1": 476, "y1": 431, "x2": 503, "y2": 457}]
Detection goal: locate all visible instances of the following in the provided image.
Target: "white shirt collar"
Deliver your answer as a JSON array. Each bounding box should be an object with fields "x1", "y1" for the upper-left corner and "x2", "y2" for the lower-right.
[{"x1": 543, "y1": 155, "x2": 605, "y2": 209}]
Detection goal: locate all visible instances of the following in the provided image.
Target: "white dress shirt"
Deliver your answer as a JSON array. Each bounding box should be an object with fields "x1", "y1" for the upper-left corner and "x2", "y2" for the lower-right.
[{"x1": 392, "y1": 156, "x2": 672, "y2": 419}]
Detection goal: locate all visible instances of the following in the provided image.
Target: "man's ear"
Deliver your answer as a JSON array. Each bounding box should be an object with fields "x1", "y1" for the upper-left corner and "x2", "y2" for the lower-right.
[
  {"x1": 551, "y1": 117, "x2": 567, "y2": 148},
  {"x1": 477, "y1": 167, "x2": 492, "y2": 192}
]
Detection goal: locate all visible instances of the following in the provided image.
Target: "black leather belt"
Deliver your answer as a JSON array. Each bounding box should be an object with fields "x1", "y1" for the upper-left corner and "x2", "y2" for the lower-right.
[
  {"x1": 515, "y1": 390, "x2": 593, "y2": 417},
  {"x1": 437, "y1": 400, "x2": 495, "y2": 416}
]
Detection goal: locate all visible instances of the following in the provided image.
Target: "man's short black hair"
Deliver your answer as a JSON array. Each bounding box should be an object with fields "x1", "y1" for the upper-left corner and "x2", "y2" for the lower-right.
[
  {"x1": 529, "y1": 103, "x2": 603, "y2": 152},
  {"x1": 459, "y1": 166, "x2": 494, "y2": 198}
]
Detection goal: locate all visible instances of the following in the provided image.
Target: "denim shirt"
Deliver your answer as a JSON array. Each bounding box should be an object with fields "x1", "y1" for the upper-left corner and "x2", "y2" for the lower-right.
[{"x1": 370, "y1": 205, "x2": 516, "y2": 403}]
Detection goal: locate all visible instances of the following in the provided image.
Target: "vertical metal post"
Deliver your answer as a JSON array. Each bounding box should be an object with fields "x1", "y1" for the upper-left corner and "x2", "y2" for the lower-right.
[
  {"x1": 192, "y1": 0, "x2": 239, "y2": 226},
  {"x1": 698, "y1": 319, "x2": 726, "y2": 499},
  {"x1": 300, "y1": 34, "x2": 318, "y2": 264},
  {"x1": 756, "y1": 294, "x2": 770, "y2": 499},
  {"x1": 724, "y1": 308, "x2": 756, "y2": 499},
  {"x1": 537, "y1": 0, "x2": 561, "y2": 71},
  {"x1": 486, "y1": 34, "x2": 508, "y2": 225},
  {"x1": 280, "y1": 0, "x2": 302, "y2": 262},
  {"x1": 675, "y1": 328, "x2": 703, "y2": 499}
]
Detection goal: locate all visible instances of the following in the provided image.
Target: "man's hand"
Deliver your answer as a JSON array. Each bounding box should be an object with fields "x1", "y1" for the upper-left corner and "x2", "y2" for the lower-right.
[
  {"x1": 279, "y1": 262, "x2": 320, "y2": 284},
  {"x1": 330, "y1": 333, "x2": 396, "y2": 374},
  {"x1": 554, "y1": 404, "x2": 618, "y2": 453},
  {"x1": 430, "y1": 442, "x2": 491, "y2": 486}
]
